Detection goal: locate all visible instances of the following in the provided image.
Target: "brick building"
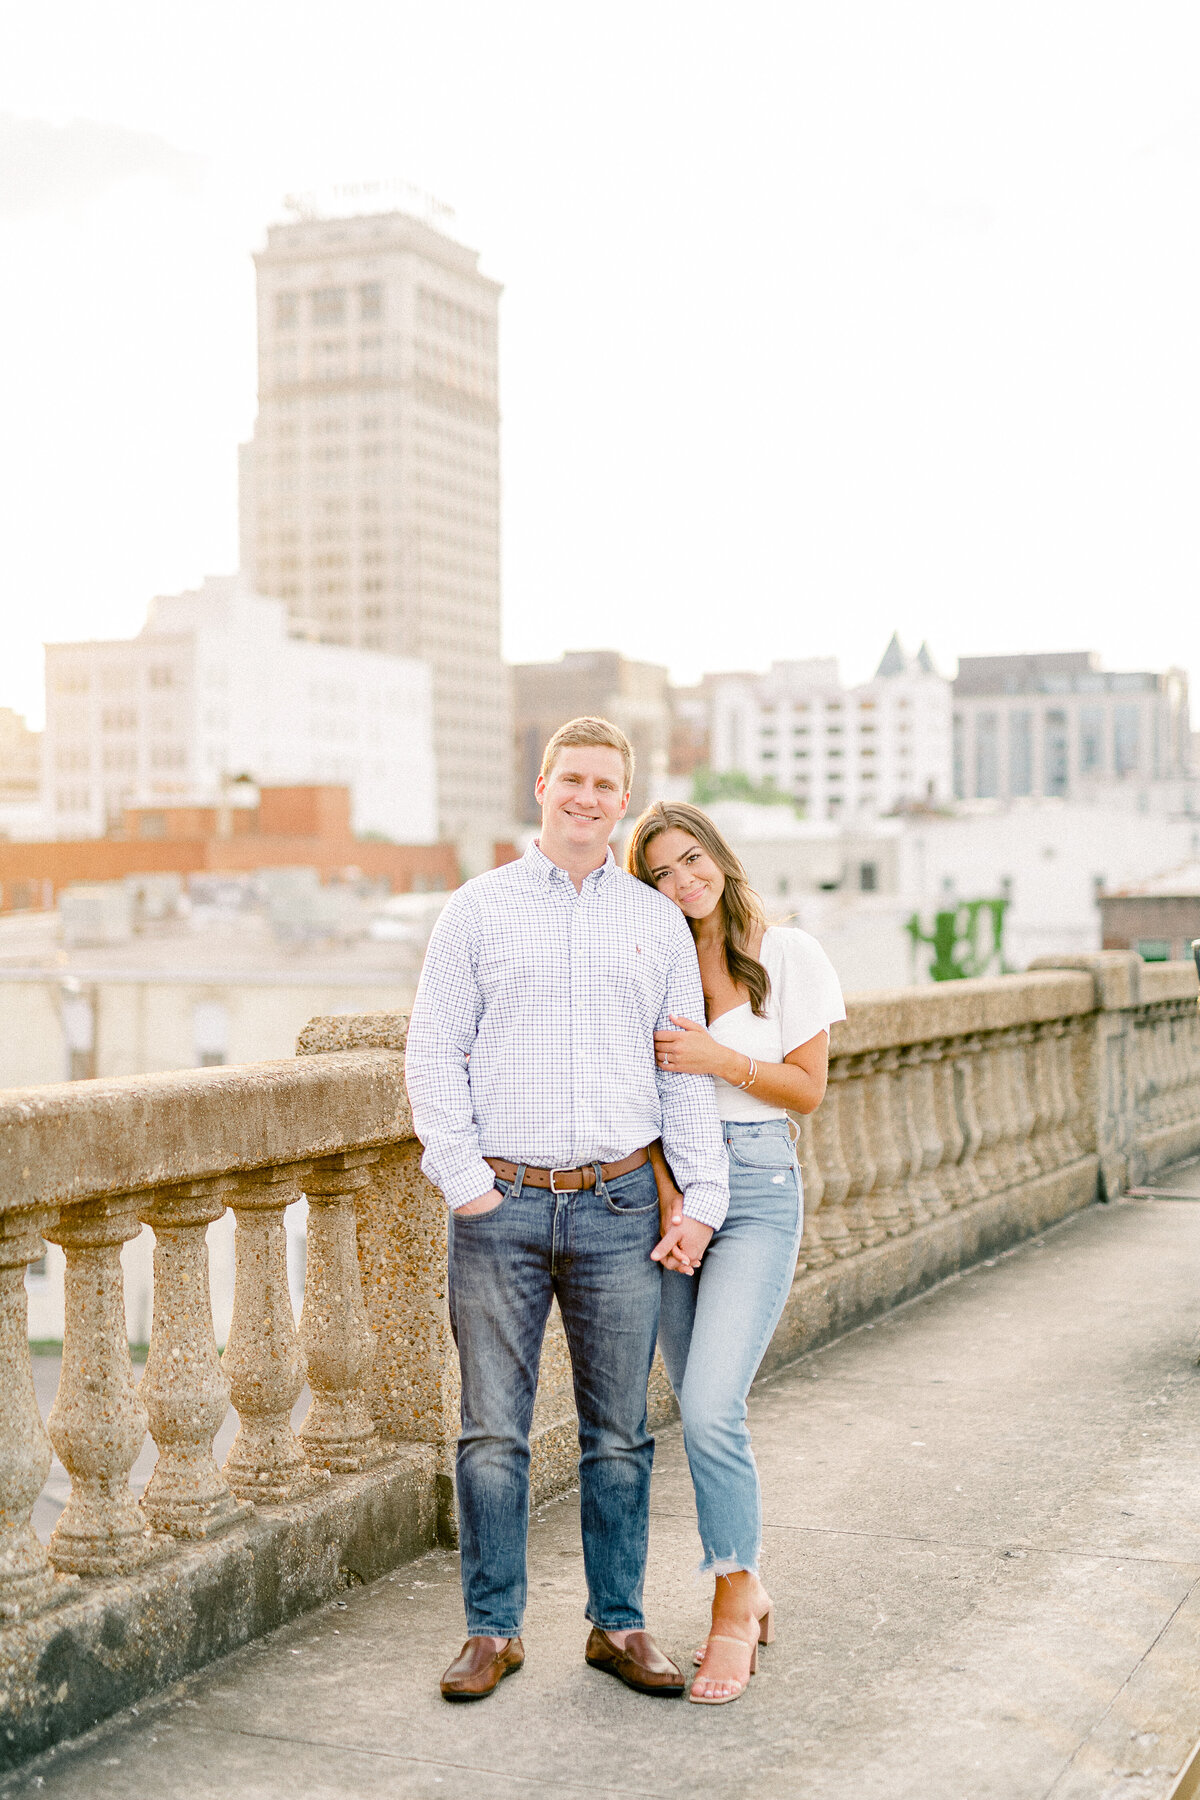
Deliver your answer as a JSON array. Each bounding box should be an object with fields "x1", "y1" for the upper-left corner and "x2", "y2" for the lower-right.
[{"x1": 0, "y1": 785, "x2": 458, "y2": 913}]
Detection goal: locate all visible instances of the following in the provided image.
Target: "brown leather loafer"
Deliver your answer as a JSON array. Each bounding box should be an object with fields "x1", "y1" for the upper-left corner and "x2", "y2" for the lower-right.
[
  {"x1": 585, "y1": 1627, "x2": 685, "y2": 1697},
  {"x1": 440, "y1": 1636, "x2": 525, "y2": 1701}
]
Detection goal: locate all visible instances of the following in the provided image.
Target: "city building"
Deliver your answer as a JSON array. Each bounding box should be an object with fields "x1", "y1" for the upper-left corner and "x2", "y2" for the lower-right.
[
  {"x1": 706, "y1": 635, "x2": 952, "y2": 822},
  {"x1": 1097, "y1": 868, "x2": 1200, "y2": 963},
  {"x1": 239, "y1": 201, "x2": 510, "y2": 862},
  {"x1": 0, "y1": 708, "x2": 39, "y2": 802},
  {"x1": 952, "y1": 652, "x2": 1192, "y2": 804},
  {"x1": 0, "y1": 784, "x2": 457, "y2": 916},
  {"x1": 0, "y1": 707, "x2": 45, "y2": 841},
  {"x1": 42, "y1": 576, "x2": 437, "y2": 844},
  {"x1": 512, "y1": 651, "x2": 672, "y2": 823}
]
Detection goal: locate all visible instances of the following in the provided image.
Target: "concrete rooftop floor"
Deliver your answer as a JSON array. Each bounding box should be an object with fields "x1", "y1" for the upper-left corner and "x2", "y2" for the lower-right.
[{"x1": 9, "y1": 1169, "x2": 1200, "y2": 1800}]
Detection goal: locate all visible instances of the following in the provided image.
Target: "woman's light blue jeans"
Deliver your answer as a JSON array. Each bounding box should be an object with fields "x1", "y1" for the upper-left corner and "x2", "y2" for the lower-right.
[{"x1": 658, "y1": 1118, "x2": 802, "y2": 1578}]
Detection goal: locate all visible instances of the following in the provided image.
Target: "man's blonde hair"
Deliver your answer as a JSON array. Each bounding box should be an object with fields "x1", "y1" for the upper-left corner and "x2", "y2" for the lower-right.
[{"x1": 540, "y1": 716, "x2": 634, "y2": 795}]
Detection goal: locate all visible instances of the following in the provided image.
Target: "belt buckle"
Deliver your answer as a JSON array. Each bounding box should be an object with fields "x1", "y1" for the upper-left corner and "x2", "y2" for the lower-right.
[{"x1": 548, "y1": 1167, "x2": 577, "y2": 1194}]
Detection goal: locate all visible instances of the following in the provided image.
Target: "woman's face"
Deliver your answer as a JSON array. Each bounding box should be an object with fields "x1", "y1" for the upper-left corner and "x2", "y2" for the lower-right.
[{"x1": 645, "y1": 828, "x2": 726, "y2": 921}]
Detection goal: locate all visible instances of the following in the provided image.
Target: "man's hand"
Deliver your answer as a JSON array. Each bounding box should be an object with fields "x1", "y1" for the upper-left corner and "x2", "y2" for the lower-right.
[
  {"x1": 455, "y1": 1187, "x2": 506, "y2": 1218},
  {"x1": 651, "y1": 1215, "x2": 714, "y2": 1277}
]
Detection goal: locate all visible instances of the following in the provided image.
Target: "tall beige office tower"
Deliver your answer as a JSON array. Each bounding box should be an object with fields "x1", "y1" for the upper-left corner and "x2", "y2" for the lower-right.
[{"x1": 240, "y1": 198, "x2": 510, "y2": 865}]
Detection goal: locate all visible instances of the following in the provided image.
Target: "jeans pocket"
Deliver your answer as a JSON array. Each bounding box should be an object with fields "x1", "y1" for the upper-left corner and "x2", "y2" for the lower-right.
[
  {"x1": 726, "y1": 1128, "x2": 797, "y2": 1172},
  {"x1": 602, "y1": 1165, "x2": 659, "y2": 1216},
  {"x1": 452, "y1": 1179, "x2": 510, "y2": 1224}
]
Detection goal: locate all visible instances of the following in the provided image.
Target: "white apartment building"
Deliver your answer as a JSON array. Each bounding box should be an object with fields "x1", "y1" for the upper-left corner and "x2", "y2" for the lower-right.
[
  {"x1": 709, "y1": 636, "x2": 952, "y2": 822},
  {"x1": 43, "y1": 576, "x2": 437, "y2": 844},
  {"x1": 952, "y1": 652, "x2": 1193, "y2": 805},
  {"x1": 239, "y1": 200, "x2": 510, "y2": 863}
]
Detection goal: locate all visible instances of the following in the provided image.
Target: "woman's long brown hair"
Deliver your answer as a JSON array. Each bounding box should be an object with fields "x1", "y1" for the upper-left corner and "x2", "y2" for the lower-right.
[{"x1": 626, "y1": 801, "x2": 771, "y2": 1018}]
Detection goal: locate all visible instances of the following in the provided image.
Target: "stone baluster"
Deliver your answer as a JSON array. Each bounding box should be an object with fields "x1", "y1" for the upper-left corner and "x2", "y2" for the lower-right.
[
  {"x1": 222, "y1": 1164, "x2": 324, "y2": 1503},
  {"x1": 916, "y1": 1043, "x2": 953, "y2": 1215},
  {"x1": 1138, "y1": 1015, "x2": 1160, "y2": 1128},
  {"x1": 986, "y1": 1032, "x2": 1024, "y2": 1189},
  {"x1": 949, "y1": 1038, "x2": 987, "y2": 1201},
  {"x1": 1169, "y1": 1004, "x2": 1191, "y2": 1122},
  {"x1": 1007, "y1": 1028, "x2": 1040, "y2": 1182},
  {"x1": 809, "y1": 1073, "x2": 859, "y2": 1258},
  {"x1": 928, "y1": 1041, "x2": 967, "y2": 1207},
  {"x1": 893, "y1": 1048, "x2": 933, "y2": 1229},
  {"x1": 1061, "y1": 1019, "x2": 1089, "y2": 1157},
  {"x1": 1147, "y1": 1014, "x2": 1167, "y2": 1128},
  {"x1": 1026, "y1": 1023, "x2": 1059, "y2": 1173},
  {"x1": 901, "y1": 1046, "x2": 948, "y2": 1219},
  {"x1": 44, "y1": 1198, "x2": 155, "y2": 1575},
  {"x1": 793, "y1": 1112, "x2": 834, "y2": 1270},
  {"x1": 963, "y1": 1036, "x2": 1003, "y2": 1192},
  {"x1": 299, "y1": 1152, "x2": 383, "y2": 1472},
  {"x1": 862, "y1": 1050, "x2": 910, "y2": 1236},
  {"x1": 832, "y1": 1060, "x2": 885, "y2": 1249},
  {"x1": 137, "y1": 1180, "x2": 251, "y2": 1539},
  {"x1": 1157, "y1": 1009, "x2": 1179, "y2": 1124},
  {"x1": 1038, "y1": 1022, "x2": 1069, "y2": 1166},
  {"x1": 0, "y1": 1209, "x2": 64, "y2": 1619}
]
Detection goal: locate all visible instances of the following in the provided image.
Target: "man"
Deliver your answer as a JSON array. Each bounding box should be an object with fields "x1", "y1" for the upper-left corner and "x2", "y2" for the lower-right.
[{"x1": 406, "y1": 715, "x2": 728, "y2": 1702}]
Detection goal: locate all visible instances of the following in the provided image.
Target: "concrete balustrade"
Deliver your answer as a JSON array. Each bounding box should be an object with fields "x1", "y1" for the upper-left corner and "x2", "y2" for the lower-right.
[{"x1": 0, "y1": 954, "x2": 1198, "y2": 1769}]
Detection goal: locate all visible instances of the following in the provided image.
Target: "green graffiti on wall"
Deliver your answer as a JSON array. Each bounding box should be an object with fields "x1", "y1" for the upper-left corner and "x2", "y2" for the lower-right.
[{"x1": 905, "y1": 898, "x2": 1010, "y2": 981}]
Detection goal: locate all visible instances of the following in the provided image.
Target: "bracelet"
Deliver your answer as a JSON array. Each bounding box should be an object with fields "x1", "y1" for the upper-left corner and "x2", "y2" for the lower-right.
[{"x1": 734, "y1": 1056, "x2": 758, "y2": 1090}]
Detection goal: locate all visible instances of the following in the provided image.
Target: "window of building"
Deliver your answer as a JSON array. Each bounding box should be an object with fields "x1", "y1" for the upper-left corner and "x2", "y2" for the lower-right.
[
  {"x1": 952, "y1": 712, "x2": 966, "y2": 799},
  {"x1": 275, "y1": 291, "x2": 299, "y2": 328},
  {"x1": 312, "y1": 288, "x2": 346, "y2": 325},
  {"x1": 975, "y1": 712, "x2": 999, "y2": 798},
  {"x1": 1079, "y1": 705, "x2": 1105, "y2": 774},
  {"x1": 1114, "y1": 704, "x2": 1140, "y2": 775},
  {"x1": 859, "y1": 862, "x2": 878, "y2": 892},
  {"x1": 1009, "y1": 710, "x2": 1033, "y2": 796},
  {"x1": 1043, "y1": 709, "x2": 1069, "y2": 797},
  {"x1": 360, "y1": 282, "x2": 384, "y2": 321},
  {"x1": 101, "y1": 707, "x2": 137, "y2": 731},
  {"x1": 148, "y1": 664, "x2": 178, "y2": 689},
  {"x1": 138, "y1": 812, "x2": 166, "y2": 839}
]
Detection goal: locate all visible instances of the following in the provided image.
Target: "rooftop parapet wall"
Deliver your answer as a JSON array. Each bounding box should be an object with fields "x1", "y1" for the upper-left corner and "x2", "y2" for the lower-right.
[{"x1": 0, "y1": 956, "x2": 1197, "y2": 1768}]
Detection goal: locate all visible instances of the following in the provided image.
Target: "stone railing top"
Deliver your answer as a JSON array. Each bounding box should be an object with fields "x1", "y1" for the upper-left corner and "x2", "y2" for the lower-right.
[
  {"x1": 3, "y1": 958, "x2": 1195, "y2": 1222},
  {"x1": 831, "y1": 969, "x2": 1095, "y2": 1057},
  {"x1": 1028, "y1": 952, "x2": 1198, "y2": 1010},
  {"x1": 0, "y1": 1050, "x2": 408, "y2": 1216}
]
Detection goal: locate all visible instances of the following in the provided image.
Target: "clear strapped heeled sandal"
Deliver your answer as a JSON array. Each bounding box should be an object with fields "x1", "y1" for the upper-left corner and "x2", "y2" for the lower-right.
[
  {"x1": 692, "y1": 1600, "x2": 774, "y2": 1666},
  {"x1": 688, "y1": 1631, "x2": 759, "y2": 1705}
]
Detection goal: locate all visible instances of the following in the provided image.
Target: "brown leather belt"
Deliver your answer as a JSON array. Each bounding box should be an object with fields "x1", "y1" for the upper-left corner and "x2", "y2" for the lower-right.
[{"x1": 484, "y1": 1147, "x2": 649, "y2": 1193}]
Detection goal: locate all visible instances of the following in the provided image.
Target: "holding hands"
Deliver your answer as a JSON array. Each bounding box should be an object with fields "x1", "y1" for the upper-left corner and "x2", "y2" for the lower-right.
[{"x1": 649, "y1": 1154, "x2": 714, "y2": 1277}]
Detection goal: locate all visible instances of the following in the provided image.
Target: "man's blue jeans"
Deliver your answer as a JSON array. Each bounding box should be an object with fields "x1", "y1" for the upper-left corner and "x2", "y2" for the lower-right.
[{"x1": 447, "y1": 1160, "x2": 662, "y2": 1639}]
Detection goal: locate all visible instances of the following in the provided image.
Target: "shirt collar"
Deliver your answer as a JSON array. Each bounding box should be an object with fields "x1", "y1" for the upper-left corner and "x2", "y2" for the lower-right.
[{"x1": 524, "y1": 841, "x2": 618, "y2": 887}]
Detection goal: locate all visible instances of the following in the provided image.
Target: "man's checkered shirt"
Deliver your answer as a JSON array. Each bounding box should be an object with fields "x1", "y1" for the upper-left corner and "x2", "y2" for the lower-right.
[{"x1": 405, "y1": 841, "x2": 730, "y2": 1227}]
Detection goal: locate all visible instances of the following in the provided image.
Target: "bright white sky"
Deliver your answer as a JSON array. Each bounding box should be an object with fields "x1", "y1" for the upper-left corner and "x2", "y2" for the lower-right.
[{"x1": 1, "y1": 2, "x2": 1198, "y2": 727}]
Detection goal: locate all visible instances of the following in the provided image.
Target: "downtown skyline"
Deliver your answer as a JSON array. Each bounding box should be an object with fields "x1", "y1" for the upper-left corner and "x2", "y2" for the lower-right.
[{"x1": 1, "y1": 2, "x2": 1199, "y2": 729}]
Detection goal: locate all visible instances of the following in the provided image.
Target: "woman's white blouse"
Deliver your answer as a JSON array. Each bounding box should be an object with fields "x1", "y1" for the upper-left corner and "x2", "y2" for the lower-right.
[{"x1": 707, "y1": 927, "x2": 846, "y2": 1122}]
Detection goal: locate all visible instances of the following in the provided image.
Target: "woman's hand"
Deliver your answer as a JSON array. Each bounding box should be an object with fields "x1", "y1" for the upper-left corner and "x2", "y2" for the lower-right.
[
  {"x1": 652, "y1": 1215, "x2": 714, "y2": 1277},
  {"x1": 654, "y1": 1015, "x2": 729, "y2": 1077}
]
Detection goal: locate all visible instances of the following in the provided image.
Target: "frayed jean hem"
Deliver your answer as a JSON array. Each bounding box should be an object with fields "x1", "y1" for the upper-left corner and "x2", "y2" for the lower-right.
[{"x1": 695, "y1": 1553, "x2": 760, "y2": 1583}]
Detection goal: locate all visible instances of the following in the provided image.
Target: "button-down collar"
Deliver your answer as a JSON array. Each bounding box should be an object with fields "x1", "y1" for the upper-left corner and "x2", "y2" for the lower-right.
[{"x1": 524, "y1": 841, "x2": 618, "y2": 888}]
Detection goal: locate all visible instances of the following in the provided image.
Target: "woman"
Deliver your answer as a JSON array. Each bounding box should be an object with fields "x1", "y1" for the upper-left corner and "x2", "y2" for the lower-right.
[{"x1": 627, "y1": 801, "x2": 845, "y2": 1705}]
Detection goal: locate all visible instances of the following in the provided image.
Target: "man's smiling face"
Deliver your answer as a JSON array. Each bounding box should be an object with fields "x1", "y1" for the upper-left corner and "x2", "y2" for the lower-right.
[{"x1": 536, "y1": 744, "x2": 630, "y2": 865}]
